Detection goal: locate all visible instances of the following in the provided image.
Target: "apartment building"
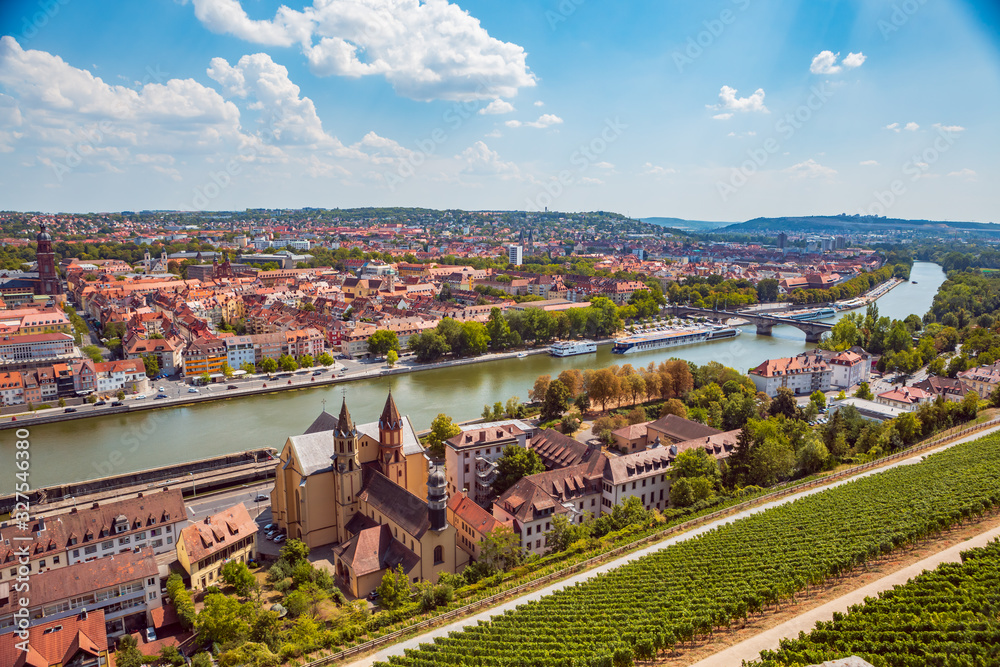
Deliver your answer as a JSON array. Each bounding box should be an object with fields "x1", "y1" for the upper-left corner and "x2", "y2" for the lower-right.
[
  {"x1": 444, "y1": 421, "x2": 533, "y2": 505},
  {"x1": 182, "y1": 336, "x2": 227, "y2": 378},
  {"x1": 177, "y1": 504, "x2": 258, "y2": 590}
]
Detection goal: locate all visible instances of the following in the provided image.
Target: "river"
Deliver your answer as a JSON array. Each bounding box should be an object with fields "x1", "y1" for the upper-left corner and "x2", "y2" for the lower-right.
[{"x1": 1, "y1": 262, "x2": 946, "y2": 493}]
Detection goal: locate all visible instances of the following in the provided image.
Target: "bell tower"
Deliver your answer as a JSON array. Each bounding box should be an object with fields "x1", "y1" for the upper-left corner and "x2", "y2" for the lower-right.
[
  {"x1": 333, "y1": 398, "x2": 362, "y2": 543},
  {"x1": 378, "y1": 391, "x2": 406, "y2": 485},
  {"x1": 35, "y1": 225, "x2": 63, "y2": 298}
]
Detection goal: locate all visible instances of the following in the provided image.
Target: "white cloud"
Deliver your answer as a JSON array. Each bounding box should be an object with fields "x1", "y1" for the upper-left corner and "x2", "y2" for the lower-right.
[
  {"x1": 842, "y1": 52, "x2": 866, "y2": 68},
  {"x1": 860, "y1": 160, "x2": 879, "y2": 166},
  {"x1": 188, "y1": 0, "x2": 536, "y2": 102},
  {"x1": 505, "y1": 113, "x2": 563, "y2": 129},
  {"x1": 484, "y1": 129, "x2": 502, "y2": 138},
  {"x1": 579, "y1": 176, "x2": 603, "y2": 185},
  {"x1": 904, "y1": 122, "x2": 919, "y2": 131},
  {"x1": 457, "y1": 141, "x2": 520, "y2": 179},
  {"x1": 885, "y1": 122, "x2": 900, "y2": 132},
  {"x1": 534, "y1": 101, "x2": 544, "y2": 107},
  {"x1": 947, "y1": 168, "x2": 977, "y2": 181},
  {"x1": 594, "y1": 161, "x2": 614, "y2": 170},
  {"x1": 784, "y1": 159, "x2": 836, "y2": 179},
  {"x1": 643, "y1": 162, "x2": 676, "y2": 177},
  {"x1": 710, "y1": 85, "x2": 768, "y2": 114},
  {"x1": 713, "y1": 113, "x2": 733, "y2": 121},
  {"x1": 478, "y1": 98, "x2": 514, "y2": 115},
  {"x1": 810, "y1": 50, "x2": 866, "y2": 74},
  {"x1": 934, "y1": 123, "x2": 965, "y2": 133}
]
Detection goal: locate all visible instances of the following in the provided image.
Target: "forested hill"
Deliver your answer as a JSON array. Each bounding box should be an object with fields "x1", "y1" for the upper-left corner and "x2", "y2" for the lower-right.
[{"x1": 722, "y1": 215, "x2": 1000, "y2": 235}]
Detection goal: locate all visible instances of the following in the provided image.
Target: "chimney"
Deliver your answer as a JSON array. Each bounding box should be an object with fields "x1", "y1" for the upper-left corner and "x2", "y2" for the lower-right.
[
  {"x1": 92, "y1": 502, "x2": 99, "y2": 509},
  {"x1": 137, "y1": 492, "x2": 143, "y2": 498},
  {"x1": 204, "y1": 516, "x2": 211, "y2": 524},
  {"x1": 70, "y1": 507, "x2": 78, "y2": 514},
  {"x1": 80, "y1": 608, "x2": 88, "y2": 620}
]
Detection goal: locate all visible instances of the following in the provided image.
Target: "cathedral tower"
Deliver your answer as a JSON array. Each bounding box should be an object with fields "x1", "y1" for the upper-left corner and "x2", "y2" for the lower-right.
[
  {"x1": 36, "y1": 225, "x2": 63, "y2": 297},
  {"x1": 378, "y1": 391, "x2": 406, "y2": 484},
  {"x1": 333, "y1": 398, "x2": 362, "y2": 543}
]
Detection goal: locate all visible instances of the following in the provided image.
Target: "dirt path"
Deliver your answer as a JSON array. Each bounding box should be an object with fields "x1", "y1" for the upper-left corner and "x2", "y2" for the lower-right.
[{"x1": 653, "y1": 512, "x2": 1000, "y2": 666}]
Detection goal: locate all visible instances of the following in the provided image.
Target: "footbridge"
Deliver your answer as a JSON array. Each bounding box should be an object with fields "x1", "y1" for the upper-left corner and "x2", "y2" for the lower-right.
[{"x1": 670, "y1": 305, "x2": 834, "y2": 343}]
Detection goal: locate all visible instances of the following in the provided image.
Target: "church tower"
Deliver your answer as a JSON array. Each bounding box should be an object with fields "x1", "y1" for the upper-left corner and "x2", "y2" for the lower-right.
[
  {"x1": 378, "y1": 391, "x2": 406, "y2": 485},
  {"x1": 35, "y1": 225, "x2": 63, "y2": 297},
  {"x1": 427, "y1": 466, "x2": 448, "y2": 532},
  {"x1": 333, "y1": 398, "x2": 362, "y2": 544}
]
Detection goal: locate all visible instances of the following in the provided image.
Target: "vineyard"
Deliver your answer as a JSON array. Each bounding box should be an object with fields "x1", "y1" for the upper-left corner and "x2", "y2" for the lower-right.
[
  {"x1": 750, "y1": 537, "x2": 1000, "y2": 667},
  {"x1": 376, "y1": 433, "x2": 1000, "y2": 667}
]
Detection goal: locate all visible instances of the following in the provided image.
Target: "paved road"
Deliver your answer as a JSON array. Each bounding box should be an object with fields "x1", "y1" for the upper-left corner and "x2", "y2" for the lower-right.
[
  {"x1": 347, "y1": 423, "x2": 1000, "y2": 666},
  {"x1": 184, "y1": 481, "x2": 273, "y2": 523},
  {"x1": 689, "y1": 522, "x2": 1000, "y2": 667}
]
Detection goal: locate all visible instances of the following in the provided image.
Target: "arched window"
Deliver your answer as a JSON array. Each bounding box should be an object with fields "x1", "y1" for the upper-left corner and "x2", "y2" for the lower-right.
[{"x1": 433, "y1": 545, "x2": 444, "y2": 565}]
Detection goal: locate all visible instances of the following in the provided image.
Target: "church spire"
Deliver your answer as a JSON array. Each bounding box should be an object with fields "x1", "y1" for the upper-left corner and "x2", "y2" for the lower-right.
[
  {"x1": 335, "y1": 397, "x2": 355, "y2": 438},
  {"x1": 379, "y1": 391, "x2": 403, "y2": 431}
]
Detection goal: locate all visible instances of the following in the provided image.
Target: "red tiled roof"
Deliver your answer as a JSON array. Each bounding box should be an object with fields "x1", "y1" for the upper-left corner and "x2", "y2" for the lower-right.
[{"x1": 0, "y1": 610, "x2": 107, "y2": 667}]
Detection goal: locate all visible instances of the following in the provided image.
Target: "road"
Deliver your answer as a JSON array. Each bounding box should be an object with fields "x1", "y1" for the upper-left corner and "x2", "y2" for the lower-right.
[
  {"x1": 346, "y1": 423, "x2": 1000, "y2": 667},
  {"x1": 184, "y1": 481, "x2": 273, "y2": 523}
]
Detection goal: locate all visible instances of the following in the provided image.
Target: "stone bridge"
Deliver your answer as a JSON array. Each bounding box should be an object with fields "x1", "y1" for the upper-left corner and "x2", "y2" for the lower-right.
[{"x1": 670, "y1": 305, "x2": 834, "y2": 343}]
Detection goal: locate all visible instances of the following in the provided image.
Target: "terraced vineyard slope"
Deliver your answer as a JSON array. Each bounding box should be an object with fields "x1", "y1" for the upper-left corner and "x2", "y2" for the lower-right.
[
  {"x1": 750, "y1": 537, "x2": 1000, "y2": 667},
  {"x1": 377, "y1": 433, "x2": 1000, "y2": 667}
]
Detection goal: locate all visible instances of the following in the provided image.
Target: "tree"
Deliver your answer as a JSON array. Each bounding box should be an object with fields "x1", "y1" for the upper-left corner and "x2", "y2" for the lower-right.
[
  {"x1": 749, "y1": 436, "x2": 796, "y2": 487},
  {"x1": 493, "y1": 444, "x2": 545, "y2": 496},
  {"x1": 386, "y1": 349, "x2": 398, "y2": 368},
  {"x1": 671, "y1": 448, "x2": 721, "y2": 485},
  {"x1": 545, "y1": 513, "x2": 592, "y2": 553},
  {"x1": 756, "y1": 278, "x2": 779, "y2": 303},
  {"x1": 408, "y1": 330, "x2": 450, "y2": 362},
  {"x1": 240, "y1": 361, "x2": 257, "y2": 374},
  {"x1": 81, "y1": 344, "x2": 103, "y2": 362},
  {"x1": 809, "y1": 390, "x2": 827, "y2": 412},
  {"x1": 220, "y1": 560, "x2": 256, "y2": 598},
  {"x1": 261, "y1": 357, "x2": 278, "y2": 374},
  {"x1": 854, "y1": 382, "x2": 873, "y2": 400},
  {"x1": 200, "y1": 371, "x2": 211, "y2": 385},
  {"x1": 659, "y1": 398, "x2": 687, "y2": 419},
  {"x1": 589, "y1": 368, "x2": 622, "y2": 411},
  {"x1": 278, "y1": 354, "x2": 298, "y2": 372},
  {"x1": 557, "y1": 369, "x2": 584, "y2": 397},
  {"x1": 504, "y1": 396, "x2": 522, "y2": 418},
  {"x1": 486, "y1": 307, "x2": 515, "y2": 351},
  {"x1": 298, "y1": 353, "x2": 314, "y2": 368},
  {"x1": 425, "y1": 413, "x2": 461, "y2": 458},
  {"x1": 221, "y1": 362, "x2": 234, "y2": 378},
  {"x1": 116, "y1": 389, "x2": 126, "y2": 401},
  {"x1": 114, "y1": 634, "x2": 146, "y2": 667},
  {"x1": 560, "y1": 412, "x2": 581, "y2": 434},
  {"x1": 58, "y1": 397, "x2": 66, "y2": 408},
  {"x1": 541, "y1": 379, "x2": 571, "y2": 421},
  {"x1": 142, "y1": 354, "x2": 160, "y2": 377},
  {"x1": 367, "y1": 329, "x2": 401, "y2": 357},
  {"x1": 197, "y1": 592, "x2": 250, "y2": 645},
  {"x1": 529, "y1": 375, "x2": 551, "y2": 403},
  {"x1": 768, "y1": 387, "x2": 799, "y2": 419},
  {"x1": 797, "y1": 435, "x2": 830, "y2": 474},
  {"x1": 479, "y1": 524, "x2": 523, "y2": 573},
  {"x1": 279, "y1": 538, "x2": 310, "y2": 565},
  {"x1": 317, "y1": 352, "x2": 334, "y2": 366},
  {"x1": 457, "y1": 321, "x2": 490, "y2": 357},
  {"x1": 376, "y1": 564, "x2": 413, "y2": 610}
]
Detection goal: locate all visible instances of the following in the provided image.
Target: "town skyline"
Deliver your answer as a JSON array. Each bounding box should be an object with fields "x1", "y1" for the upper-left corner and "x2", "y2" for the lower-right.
[{"x1": 1, "y1": 1, "x2": 998, "y2": 221}]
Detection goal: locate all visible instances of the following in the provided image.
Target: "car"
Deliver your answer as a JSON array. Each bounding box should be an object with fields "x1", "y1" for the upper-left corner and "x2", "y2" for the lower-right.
[
  {"x1": 64, "y1": 407, "x2": 78, "y2": 413},
  {"x1": 94, "y1": 400, "x2": 107, "y2": 406},
  {"x1": 262, "y1": 523, "x2": 274, "y2": 531},
  {"x1": 254, "y1": 494, "x2": 269, "y2": 502},
  {"x1": 273, "y1": 534, "x2": 285, "y2": 543},
  {"x1": 187, "y1": 388, "x2": 199, "y2": 394},
  {"x1": 158, "y1": 386, "x2": 166, "y2": 392},
  {"x1": 312, "y1": 370, "x2": 325, "y2": 375},
  {"x1": 155, "y1": 394, "x2": 169, "y2": 399},
  {"x1": 265, "y1": 530, "x2": 277, "y2": 539},
  {"x1": 111, "y1": 400, "x2": 124, "y2": 407},
  {"x1": 227, "y1": 384, "x2": 238, "y2": 390},
  {"x1": 135, "y1": 394, "x2": 147, "y2": 400},
  {"x1": 366, "y1": 590, "x2": 380, "y2": 601},
  {"x1": 145, "y1": 627, "x2": 157, "y2": 642}
]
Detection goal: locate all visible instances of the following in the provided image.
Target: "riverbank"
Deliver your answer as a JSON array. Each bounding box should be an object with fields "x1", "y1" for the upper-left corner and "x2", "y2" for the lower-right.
[{"x1": 835, "y1": 277, "x2": 904, "y2": 310}]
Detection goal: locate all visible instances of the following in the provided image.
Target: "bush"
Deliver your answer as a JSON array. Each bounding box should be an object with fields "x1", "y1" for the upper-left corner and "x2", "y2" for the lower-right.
[
  {"x1": 267, "y1": 561, "x2": 291, "y2": 584},
  {"x1": 165, "y1": 574, "x2": 195, "y2": 629}
]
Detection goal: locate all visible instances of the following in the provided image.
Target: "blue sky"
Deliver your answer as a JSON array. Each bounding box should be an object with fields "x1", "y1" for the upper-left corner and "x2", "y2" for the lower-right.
[{"x1": 1, "y1": 0, "x2": 997, "y2": 221}]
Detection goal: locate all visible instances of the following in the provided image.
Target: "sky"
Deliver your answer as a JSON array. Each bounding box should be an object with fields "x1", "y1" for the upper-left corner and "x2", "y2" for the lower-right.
[{"x1": 1, "y1": 0, "x2": 998, "y2": 222}]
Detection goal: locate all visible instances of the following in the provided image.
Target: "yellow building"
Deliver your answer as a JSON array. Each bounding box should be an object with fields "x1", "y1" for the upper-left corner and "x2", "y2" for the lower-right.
[
  {"x1": 272, "y1": 393, "x2": 428, "y2": 548},
  {"x1": 177, "y1": 503, "x2": 258, "y2": 589}
]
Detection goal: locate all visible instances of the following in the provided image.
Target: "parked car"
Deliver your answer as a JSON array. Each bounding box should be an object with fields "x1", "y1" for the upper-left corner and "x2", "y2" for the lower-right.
[
  {"x1": 312, "y1": 370, "x2": 325, "y2": 375},
  {"x1": 366, "y1": 589, "x2": 380, "y2": 601},
  {"x1": 227, "y1": 384, "x2": 238, "y2": 390},
  {"x1": 262, "y1": 523, "x2": 274, "y2": 530},
  {"x1": 111, "y1": 400, "x2": 124, "y2": 407},
  {"x1": 64, "y1": 407, "x2": 78, "y2": 413},
  {"x1": 187, "y1": 388, "x2": 199, "y2": 394},
  {"x1": 273, "y1": 534, "x2": 286, "y2": 543},
  {"x1": 94, "y1": 400, "x2": 107, "y2": 406},
  {"x1": 134, "y1": 394, "x2": 147, "y2": 400},
  {"x1": 158, "y1": 386, "x2": 166, "y2": 392},
  {"x1": 145, "y1": 627, "x2": 157, "y2": 642},
  {"x1": 254, "y1": 494, "x2": 269, "y2": 502}
]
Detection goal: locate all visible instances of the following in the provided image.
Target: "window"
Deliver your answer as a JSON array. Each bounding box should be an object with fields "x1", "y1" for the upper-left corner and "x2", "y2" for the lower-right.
[
  {"x1": 147, "y1": 577, "x2": 155, "y2": 586},
  {"x1": 631, "y1": 482, "x2": 636, "y2": 490},
  {"x1": 464, "y1": 464, "x2": 469, "y2": 474},
  {"x1": 545, "y1": 522, "x2": 550, "y2": 531},
  {"x1": 101, "y1": 540, "x2": 114, "y2": 550},
  {"x1": 39, "y1": 560, "x2": 45, "y2": 568},
  {"x1": 148, "y1": 592, "x2": 157, "y2": 600},
  {"x1": 165, "y1": 526, "x2": 172, "y2": 532},
  {"x1": 433, "y1": 545, "x2": 444, "y2": 564},
  {"x1": 84, "y1": 545, "x2": 97, "y2": 555},
  {"x1": 135, "y1": 531, "x2": 147, "y2": 541},
  {"x1": 118, "y1": 537, "x2": 130, "y2": 546},
  {"x1": 167, "y1": 536, "x2": 173, "y2": 545},
  {"x1": 526, "y1": 526, "x2": 532, "y2": 536},
  {"x1": 642, "y1": 479, "x2": 646, "y2": 487},
  {"x1": 72, "y1": 549, "x2": 80, "y2": 558},
  {"x1": 53, "y1": 556, "x2": 60, "y2": 564},
  {"x1": 535, "y1": 539, "x2": 541, "y2": 549},
  {"x1": 151, "y1": 528, "x2": 162, "y2": 537}
]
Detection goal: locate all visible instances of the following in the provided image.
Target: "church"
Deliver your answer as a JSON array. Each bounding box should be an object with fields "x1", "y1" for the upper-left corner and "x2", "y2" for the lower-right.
[{"x1": 271, "y1": 392, "x2": 463, "y2": 598}]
